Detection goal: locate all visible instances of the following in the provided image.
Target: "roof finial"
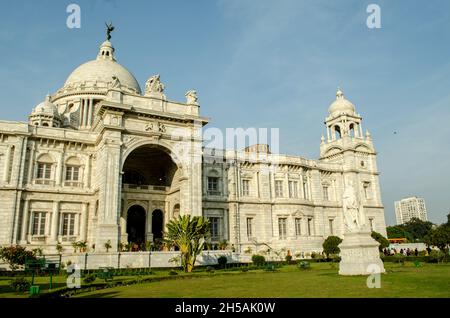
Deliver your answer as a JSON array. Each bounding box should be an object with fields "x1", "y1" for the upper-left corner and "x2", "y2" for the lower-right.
[
  {"x1": 105, "y1": 22, "x2": 114, "y2": 41},
  {"x1": 336, "y1": 87, "x2": 344, "y2": 99}
]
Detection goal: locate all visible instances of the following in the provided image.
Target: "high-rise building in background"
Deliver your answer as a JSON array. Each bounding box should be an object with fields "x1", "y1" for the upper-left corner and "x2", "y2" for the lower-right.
[{"x1": 395, "y1": 196, "x2": 428, "y2": 225}]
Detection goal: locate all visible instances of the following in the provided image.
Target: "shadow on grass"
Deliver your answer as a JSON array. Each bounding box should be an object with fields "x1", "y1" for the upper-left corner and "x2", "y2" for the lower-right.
[{"x1": 77, "y1": 291, "x2": 122, "y2": 298}]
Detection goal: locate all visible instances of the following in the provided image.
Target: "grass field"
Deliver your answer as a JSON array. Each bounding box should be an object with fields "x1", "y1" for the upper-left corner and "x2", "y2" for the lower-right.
[
  {"x1": 75, "y1": 262, "x2": 450, "y2": 298},
  {"x1": 1, "y1": 262, "x2": 449, "y2": 298}
]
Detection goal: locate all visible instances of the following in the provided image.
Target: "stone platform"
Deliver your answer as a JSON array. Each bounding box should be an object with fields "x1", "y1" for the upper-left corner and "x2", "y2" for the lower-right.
[{"x1": 338, "y1": 231, "x2": 385, "y2": 276}]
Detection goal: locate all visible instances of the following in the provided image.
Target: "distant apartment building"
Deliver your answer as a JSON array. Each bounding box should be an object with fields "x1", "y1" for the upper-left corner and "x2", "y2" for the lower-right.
[{"x1": 395, "y1": 197, "x2": 428, "y2": 225}]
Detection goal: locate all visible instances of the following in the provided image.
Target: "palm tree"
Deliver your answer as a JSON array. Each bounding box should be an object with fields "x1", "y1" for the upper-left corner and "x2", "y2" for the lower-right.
[
  {"x1": 104, "y1": 240, "x2": 112, "y2": 252},
  {"x1": 164, "y1": 215, "x2": 211, "y2": 272}
]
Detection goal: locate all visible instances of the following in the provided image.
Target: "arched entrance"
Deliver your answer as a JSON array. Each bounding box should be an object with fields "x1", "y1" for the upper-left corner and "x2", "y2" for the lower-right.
[
  {"x1": 152, "y1": 210, "x2": 164, "y2": 241},
  {"x1": 126, "y1": 205, "x2": 146, "y2": 245}
]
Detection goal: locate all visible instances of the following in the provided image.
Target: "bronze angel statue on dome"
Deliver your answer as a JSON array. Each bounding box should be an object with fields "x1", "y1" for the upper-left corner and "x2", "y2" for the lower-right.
[{"x1": 105, "y1": 22, "x2": 114, "y2": 40}]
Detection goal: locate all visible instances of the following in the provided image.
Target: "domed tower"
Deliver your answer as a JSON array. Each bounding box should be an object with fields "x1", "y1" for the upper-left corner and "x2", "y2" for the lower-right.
[
  {"x1": 51, "y1": 33, "x2": 141, "y2": 130},
  {"x1": 29, "y1": 94, "x2": 61, "y2": 127},
  {"x1": 320, "y1": 88, "x2": 386, "y2": 236}
]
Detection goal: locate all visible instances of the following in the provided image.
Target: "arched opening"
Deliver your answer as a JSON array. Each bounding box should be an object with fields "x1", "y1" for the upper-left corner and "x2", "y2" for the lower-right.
[
  {"x1": 152, "y1": 209, "x2": 164, "y2": 241},
  {"x1": 126, "y1": 205, "x2": 146, "y2": 245},
  {"x1": 122, "y1": 145, "x2": 178, "y2": 187},
  {"x1": 334, "y1": 125, "x2": 341, "y2": 139},
  {"x1": 349, "y1": 123, "x2": 355, "y2": 138}
]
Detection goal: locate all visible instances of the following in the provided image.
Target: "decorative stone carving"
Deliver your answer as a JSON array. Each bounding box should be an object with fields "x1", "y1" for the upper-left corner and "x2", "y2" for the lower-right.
[
  {"x1": 145, "y1": 74, "x2": 166, "y2": 99},
  {"x1": 110, "y1": 75, "x2": 121, "y2": 89},
  {"x1": 185, "y1": 90, "x2": 199, "y2": 105},
  {"x1": 158, "y1": 123, "x2": 166, "y2": 133},
  {"x1": 144, "y1": 123, "x2": 154, "y2": 132}
]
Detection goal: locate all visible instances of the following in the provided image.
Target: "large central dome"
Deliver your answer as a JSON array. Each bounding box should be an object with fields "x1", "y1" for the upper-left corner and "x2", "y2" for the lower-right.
[{"x1": 63, "y1": 40, "x2": 141, "y2": 94}]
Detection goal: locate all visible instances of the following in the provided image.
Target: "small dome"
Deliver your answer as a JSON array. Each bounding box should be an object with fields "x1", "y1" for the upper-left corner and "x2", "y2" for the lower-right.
[
  {"x1": 328, "y1": 88, "x2": 355, "y2": 116},
  {"x1": 62, "y1": 41, "x2": 141, "y2": 94},
  {"x1": 32, "y1": 95, "x2": 59, "y2": 117}
]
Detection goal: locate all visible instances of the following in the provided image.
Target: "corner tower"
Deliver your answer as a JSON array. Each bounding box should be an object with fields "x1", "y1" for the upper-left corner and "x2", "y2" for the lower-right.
[{"x1": 320, "y1": 88, "x2": 386, "y2": 236}]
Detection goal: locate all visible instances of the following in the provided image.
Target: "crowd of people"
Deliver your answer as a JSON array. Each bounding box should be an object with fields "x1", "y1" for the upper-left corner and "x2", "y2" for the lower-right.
[{"x1": 382, "y1": 247, "x2": 420, "y2": 256}]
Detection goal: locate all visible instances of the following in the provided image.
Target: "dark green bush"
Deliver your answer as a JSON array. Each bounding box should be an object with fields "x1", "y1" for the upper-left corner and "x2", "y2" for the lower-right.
[
  {"x1": 285, "y1": 255, "x2": 293, "y2": 262},
  {"x1": 169, "y1": 270, "x2": 178, "y2": 276},
  {"x1": 83, "y1": 274, "x2": 97, "y2": 284},
  {"x1": 251, "y1": 255, "x2": 266, "y2": 266},
  {"x1": 428, "y1": 250, "x2": 445, "y2": 263},
  {"x1": 298, "y1": 261, "x2": 311, "y2": 270},
  {"x1": 217, "y1": 256, "x2": 228, "y2": 268},
  {"x1": 206, "y1": 266, "x2": 214, "y2": 274},
  {"x1": 9, "y1": 277, "x2": 31, "y2": 292}
]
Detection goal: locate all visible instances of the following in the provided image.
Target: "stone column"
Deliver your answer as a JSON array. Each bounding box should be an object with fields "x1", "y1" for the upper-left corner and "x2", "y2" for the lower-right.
[
  {"x1": 84, "y1": 154, "x2": 92, "y2": 189},
  {"x1": 3, "y1": 145, "x2": 12, "y2": 182},
  {"x1": 55, "y1": 152, "x2": 64, "y2": 186},
  {"x1": 20, "y1": 200, "x2": 30, "y2": 244},
  {"x1": 50, "y1": 201, "x2": 60, "y2": 242},
  {"x1": 27, "y1": 142, "x2": 35, "y2": 184},
  {"x1": 80, "y1": 203, "x2": 88, "y2": 241},
  {"x1": 146, "y1": 202, "x2": 153, "y2": 243}
]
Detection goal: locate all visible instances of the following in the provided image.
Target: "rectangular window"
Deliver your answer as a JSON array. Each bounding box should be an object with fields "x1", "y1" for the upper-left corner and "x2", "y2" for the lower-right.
[
  {"x1": 323, "y1": 185, "x2": 329, "y2": 201},
  {"x1": 62, "y1": 213, "x2": 76, "y2": 236},
  {"x1": 289, "y1": 181, "x2": 298, "y2": 198},
  {"x1": 295, "y1": 218, "x2": 302, "y2": 236},
  {"x1": 65, "y1": 166, "x2": 80, "y2": 181},
  {"x1": 37, "y1": 163, "x2": 51, "y2": 179},
  {"x1": 32, "y1": 212, "x2": 46, "y2": 236},
  {"x1": 246, "y1": 217, "x2": 253, "y2": 238},
  {"x1": 242, "y1": 180, "x2": 250, "y2": 196},
  {"x1": 329, "y1": 219, "x2": 334, "y2": 235},
  {"x1": 307, "y1": 218, "x2": 313, "y2": 236},
  {"x1": 275, "y1": 180, "x2": 283, "y2": 198},
  {"x1": 208, "y1": 177, "x2": 219, "y2": 192},
  {"x1": 369, "y1": 218, "x2": 374, "y2": 232},
  {"x1": 209, "y1": 217, "x2": 220, "y2": 240},
  {"x1": 278, "y1": 218, "x2": 287, "y2": 239}
]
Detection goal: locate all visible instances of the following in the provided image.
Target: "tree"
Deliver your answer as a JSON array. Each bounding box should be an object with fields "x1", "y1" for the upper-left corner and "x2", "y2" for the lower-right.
[
  {"x1": 424, "y1": 225, "x2": 450, "y2": 257},
  {"x1": 164, "y1": 215, "x2": 211, "y2": 272},
  {"x1": 371, "y1": 231, "x2": 390, "y2": 251},
  {"x1": 386, "y1": 226, "x2": 413, "y2": 242},
  {"x1": 401, "y1": 218, "x2": 434, "y2": 242},
  {"x1": 56, "y1": 243, "x2": 64, "y2": 254},
  {"x1": 0, "y1": 246, "x2": 37, "y2": 271},
  {"x1": 322, "y1": 236, "x2": 343, "y2": 258}
]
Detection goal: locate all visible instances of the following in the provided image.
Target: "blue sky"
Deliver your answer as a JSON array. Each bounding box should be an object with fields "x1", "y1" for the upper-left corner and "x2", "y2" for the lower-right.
[{"x1": 0, "y1": 0, "x2": 449, "y2": 225}]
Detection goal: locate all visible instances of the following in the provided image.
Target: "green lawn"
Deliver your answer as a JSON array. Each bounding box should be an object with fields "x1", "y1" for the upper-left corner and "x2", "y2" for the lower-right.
[
  {"x1": 1, "y1": 262, "x2": 449, "y2": 298},
  {"x1": 74, "y1": 262, "x2": 450, "y2": 298}
]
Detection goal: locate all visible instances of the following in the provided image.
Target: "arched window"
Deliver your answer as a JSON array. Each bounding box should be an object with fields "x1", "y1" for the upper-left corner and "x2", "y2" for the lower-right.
[
  {"x1": 36, "y1": 154, "x2": 54, "y2": 184},
  {"x1": 65, "y1": 156, "x2": 82, "y2": 186},
  {"x1": 42, "y1": 123, "x2": 49, "y2": 127}
]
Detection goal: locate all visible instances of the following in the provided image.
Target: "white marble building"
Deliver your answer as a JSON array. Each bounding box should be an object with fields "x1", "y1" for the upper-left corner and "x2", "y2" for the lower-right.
[{"x1": 0, "y1": 36, "x2": 387, "y2": 256}]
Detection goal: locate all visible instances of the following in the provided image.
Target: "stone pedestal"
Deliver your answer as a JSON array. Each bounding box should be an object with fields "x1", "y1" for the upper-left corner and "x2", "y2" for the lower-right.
[{"x1": 338, "y1": 230, "x2": 385, "y2": 276}]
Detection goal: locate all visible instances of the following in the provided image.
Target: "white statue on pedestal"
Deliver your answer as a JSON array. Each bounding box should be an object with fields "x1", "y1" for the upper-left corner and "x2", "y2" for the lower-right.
[
  {"x1": 342, "y1": 179, "x2": 367, "y2": 232},
  {"x1": 145, "y1": 74, "x2": 166, "y2": 99},
  {"x1": 185, "y1": 90, "x2": 198, "y2": 105}
]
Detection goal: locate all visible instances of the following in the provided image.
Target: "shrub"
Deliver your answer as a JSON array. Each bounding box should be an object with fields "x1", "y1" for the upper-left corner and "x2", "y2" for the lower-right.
[
  {"x1": 169, "y1": 270, "x2": 178, "y2": 276},
  {"x1": 427, "y1": 250, "x2": 445, "y2": 263},
  {"x1": 371, "y1": 231, "x2": 390, "y2": 251},
  {"x1": 206, "y1": 266, "x2": 214, "y2": 274},
  {"x1": 251, "y1": 255, "x2": 266, "y2": 266},
  {"x1": 298, "y1": 261, "x2": 311, "y2": 270},
  {"x1": 83, "y1": 274, "x2": 97, "y2": 284},
  {"x1": 9, "y1": 277, "x2": 31, "y2": 292},
  {"x1": 0, "y1": 246, "x2": 37, "y2": 271},
  {"x1": 240, "y1": 267, "x2": 249, "y2": 272},
  {"x1": 285, "y1": 255, "x2": 293, "y2": 263},
  {"x1": 394, "y1": 253, "x2": 405, "y2": 264},
  {"x1": 322, "y1": 236, "x2": 343, "y2": 258},
  {"x1": 217, "y1": 256, "x2": 228, "y2": 268}
]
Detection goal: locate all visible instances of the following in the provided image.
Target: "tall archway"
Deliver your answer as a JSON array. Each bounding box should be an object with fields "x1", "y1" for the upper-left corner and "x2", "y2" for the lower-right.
[
  {"x1": 122, "y1": 145, "x2": 178, "y2": 186},
  {"x1": 126, "y1": 205, "x2": 146, "y2": 245},
  {"x1": 152, "y1": 210, "x2": 164, "y2": 241}
]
